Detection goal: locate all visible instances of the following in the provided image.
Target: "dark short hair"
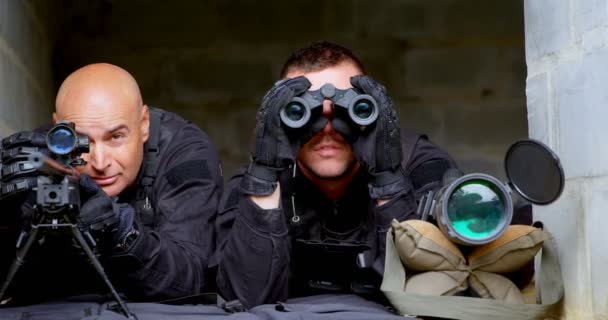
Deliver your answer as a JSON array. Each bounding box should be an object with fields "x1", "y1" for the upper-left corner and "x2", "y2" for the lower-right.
[{"x1": 280, "y1": 41, "x2": 366, "y2": 78}]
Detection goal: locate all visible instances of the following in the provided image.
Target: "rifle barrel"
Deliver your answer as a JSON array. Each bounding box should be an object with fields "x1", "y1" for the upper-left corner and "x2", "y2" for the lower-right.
[{"x1": 27, "y1": 152, "x2": 80, "y2": 178}]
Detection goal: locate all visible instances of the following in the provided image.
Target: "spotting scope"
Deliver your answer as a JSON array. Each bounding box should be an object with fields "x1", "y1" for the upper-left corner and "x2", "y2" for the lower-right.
[{"x1": 417, "y1": 139, "x2": 564, "y2": 245}]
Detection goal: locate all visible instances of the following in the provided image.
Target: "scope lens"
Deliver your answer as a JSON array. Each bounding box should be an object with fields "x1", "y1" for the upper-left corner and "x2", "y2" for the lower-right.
[
  {"x1": 47, "y1": 127, "x2": 76, "y2": 155},
  {"x1": 353, "y1": 99, "x2": 374, "y2": 120},
  {"x1": 284, "y1": 102, "x2": 306, "y2": 122},
  {"x1": 446, "y1": 179, "x2": 506, "y2": 240}
]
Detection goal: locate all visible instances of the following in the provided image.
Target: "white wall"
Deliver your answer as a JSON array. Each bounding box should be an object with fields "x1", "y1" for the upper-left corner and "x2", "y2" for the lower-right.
[
  {"x1": 524, "y1": 0, "x2": 608, "y2": 318},
  {"x1": 0, "y1": 0, "x2": 54, "y2": 137}
]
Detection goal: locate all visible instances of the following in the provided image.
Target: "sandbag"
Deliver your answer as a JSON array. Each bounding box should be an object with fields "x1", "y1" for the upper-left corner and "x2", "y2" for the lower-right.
[{"x1": 382, "y1": 222, "x2": 564, "y2": 320}]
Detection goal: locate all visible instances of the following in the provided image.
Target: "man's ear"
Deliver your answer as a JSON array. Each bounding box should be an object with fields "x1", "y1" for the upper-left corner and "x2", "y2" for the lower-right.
[
  {"x1": 52, "y1": 112, "x2": 58, "y2": 124},
  {"x1": 141, "y1": 105, "x2": 150, "y2": 143}
]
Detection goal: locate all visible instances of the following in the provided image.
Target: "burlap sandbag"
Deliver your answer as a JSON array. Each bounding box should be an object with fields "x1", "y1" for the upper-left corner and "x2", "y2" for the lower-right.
[
  {"x1": 384, "y1": 224, "x2": 564, "y2": 320},
  {"x1": 391, "y1": 220, "x2": 547, "y2": 303},
  {"x1": 405, "y1": 271, "x2": 469, "y2": 296},
  {"x1": 469, "y1": 225, "x2": 548, "y2": 273},
  {"x1": 392, "y1": 220, "x2": 467, "y2": 272},
  {"x1": 468, "y1": 271, "x2": 525, "y2": 303}
]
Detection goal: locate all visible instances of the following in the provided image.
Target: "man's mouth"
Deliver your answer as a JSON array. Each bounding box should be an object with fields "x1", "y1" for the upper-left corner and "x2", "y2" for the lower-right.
[
  {"x1": 306, "y1": 131, "x2": 350, "y2": 156},
  {"x1": 313, "y1": 142, "x2": 344, "y2": 157},
  {"x1": 314, "y1": 143, "x2": 341, "y2": 151},
  {"x1": 91, "y1": 175, "x2": 118, "y2": 186}
]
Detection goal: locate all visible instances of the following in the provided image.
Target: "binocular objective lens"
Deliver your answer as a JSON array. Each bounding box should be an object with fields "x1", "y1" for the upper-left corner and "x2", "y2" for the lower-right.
[
  {"x1": 353, "y1": 100, "x2": 374, "y2": 120},
  {"x1": 446, "y1": 180, "x2": 506, "y2": 240},
  {"x1": 284, "y1": 102, "x2": 306, "y2": 121},
  {"x1": 48, "y1": 127, "x2": 76, "y2": 155}
]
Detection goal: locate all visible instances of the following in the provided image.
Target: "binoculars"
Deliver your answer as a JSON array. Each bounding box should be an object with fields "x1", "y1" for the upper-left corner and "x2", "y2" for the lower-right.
[{"x1": 280, "y1": 83, "x2": 379, "y2": 128}]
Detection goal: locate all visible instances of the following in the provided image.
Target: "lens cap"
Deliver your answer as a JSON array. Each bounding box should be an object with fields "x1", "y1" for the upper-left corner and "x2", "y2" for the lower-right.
[{"x1": 504, "y1": 139, "x2": 564, "y2": 205}]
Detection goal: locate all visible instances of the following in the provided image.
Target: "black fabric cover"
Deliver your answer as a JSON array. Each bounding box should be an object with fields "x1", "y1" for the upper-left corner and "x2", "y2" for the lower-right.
[{"x1": 0, "y1": 294, "x2": 415, "y2": 320}]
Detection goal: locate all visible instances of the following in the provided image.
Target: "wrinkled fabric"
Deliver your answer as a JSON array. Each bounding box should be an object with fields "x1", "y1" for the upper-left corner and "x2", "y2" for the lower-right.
[{"x1": 0, "y1": 294, "x2": 415, "y2": 320}]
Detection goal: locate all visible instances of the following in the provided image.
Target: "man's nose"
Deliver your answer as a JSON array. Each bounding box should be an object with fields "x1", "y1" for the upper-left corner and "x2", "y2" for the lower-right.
[
  {"x1": 321, "y1": 100, "x2": 335, "y2": 132},
  {"x1": 88, "y1": 143, "x2": 111, "y2": 171},
  {"x1": 321, "y1": 99, "x2": 334, "y2": 119}
]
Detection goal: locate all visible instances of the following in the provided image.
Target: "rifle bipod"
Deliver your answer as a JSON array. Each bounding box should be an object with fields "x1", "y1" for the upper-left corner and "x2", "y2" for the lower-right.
[{"x1": 0, "y1": 216, "x2": 135, "y2": 319}]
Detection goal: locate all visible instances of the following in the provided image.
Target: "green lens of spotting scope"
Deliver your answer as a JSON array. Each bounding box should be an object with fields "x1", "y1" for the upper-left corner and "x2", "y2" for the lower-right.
[
  {"x1": 284, "y1": 102, "x2": 306, "y2": 121},
  {"x1": 353, "y1": 100, "x2": 373, "y2": 120},
  {"x1": 446, "y1": 179, "x2": 506, "y2": 240}
]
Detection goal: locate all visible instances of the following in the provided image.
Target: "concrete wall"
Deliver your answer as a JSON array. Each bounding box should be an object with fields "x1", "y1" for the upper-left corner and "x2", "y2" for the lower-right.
[
  {"x1": 524, "y1": 0, "x2": 608, "y2": 318},
  {"x1": 53, "y1": 0, "x2": 528, "y2": 180},
  {"x1": 0, "y1": 1, "x2": 55, "y2": 137}
]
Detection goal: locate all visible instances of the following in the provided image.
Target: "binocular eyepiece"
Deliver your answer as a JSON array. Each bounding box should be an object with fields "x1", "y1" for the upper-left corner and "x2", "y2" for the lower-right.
[
  {"x1": 46, "y1": 121, "x2": 89, "y2": 157},
  {"x1": 280, "y1": 83, "x2": 379, "y2": 128}
]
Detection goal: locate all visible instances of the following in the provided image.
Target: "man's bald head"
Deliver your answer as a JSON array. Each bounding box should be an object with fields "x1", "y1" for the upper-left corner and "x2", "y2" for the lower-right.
[
  {"x1": 53, "y1": 63, "x2": 150, "y2": 197},
  {"x1": 56, "y1": 63, "x2": 143, "y2": 118}
]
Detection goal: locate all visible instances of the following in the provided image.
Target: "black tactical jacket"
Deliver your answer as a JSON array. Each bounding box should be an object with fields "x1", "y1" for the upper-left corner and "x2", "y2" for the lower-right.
[
  {"x1": 0, "y1": 108, "x2": 223, "y2": 304},
  {"x1": 214, "y1": 129, "x2": 457, "y2": 308}
]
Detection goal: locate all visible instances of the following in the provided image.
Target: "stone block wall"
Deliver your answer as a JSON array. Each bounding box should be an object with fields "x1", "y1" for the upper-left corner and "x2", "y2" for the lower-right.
[
  {"x1": 53, "y1": 0, "x2": 528, "y2": 180},
  {"x1": 525, "y1": 0, "x2": 608, "y2": 318},
  {"x1": 0, "y1": 0, "x2": 54, "y2": 137}
]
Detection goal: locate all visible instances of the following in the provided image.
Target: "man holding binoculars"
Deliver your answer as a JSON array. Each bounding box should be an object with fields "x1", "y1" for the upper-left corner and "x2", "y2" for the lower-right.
[{"x1": 215, "y1": 41, "x2": 458, "y2": 308}]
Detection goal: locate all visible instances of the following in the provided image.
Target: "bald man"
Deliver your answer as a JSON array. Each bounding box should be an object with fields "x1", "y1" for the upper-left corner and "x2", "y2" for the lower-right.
[{"x1": 0, "y1": 63, "x2": 222, "y2": 304}]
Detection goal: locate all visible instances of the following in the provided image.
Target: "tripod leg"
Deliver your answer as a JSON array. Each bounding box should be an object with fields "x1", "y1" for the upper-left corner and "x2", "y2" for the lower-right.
[
  {"x1": 70, "y1": 225, "x2": 133, "y2": 318},
  {"x1": 0, "y1": 226, "x2": 40, "y2": 301}
]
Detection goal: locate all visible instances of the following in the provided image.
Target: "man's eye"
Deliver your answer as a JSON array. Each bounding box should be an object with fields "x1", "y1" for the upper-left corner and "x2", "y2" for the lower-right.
[{"x1": 112, "y1": 133, "x2": 125, "y2": 140}]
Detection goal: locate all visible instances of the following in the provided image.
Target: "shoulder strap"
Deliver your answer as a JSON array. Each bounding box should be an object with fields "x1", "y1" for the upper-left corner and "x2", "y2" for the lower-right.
[
  {"x1": 381, "y1": 228, "x2": 564, "y2": 320},
  {"x1": 136, "y1": 107, "x2": 162, "y2": 226}
]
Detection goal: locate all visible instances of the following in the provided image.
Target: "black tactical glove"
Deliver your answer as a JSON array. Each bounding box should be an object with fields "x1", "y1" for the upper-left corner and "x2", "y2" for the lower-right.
[
  {"x1": 78, "y1": 174, "x2": 136, "y2": 252},
  {"x1": 344, "y1": 75, "x2": 409, "y2": 199},
  {"x1": 0, "y1": 130, "x2": 50, "y2": 219},
  {"x1": 241, "y1": 76, "x2": 323, "y2": 196}
]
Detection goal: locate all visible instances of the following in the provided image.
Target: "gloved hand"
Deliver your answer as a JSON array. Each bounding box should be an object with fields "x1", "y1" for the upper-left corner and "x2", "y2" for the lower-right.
[
  {"x1": 0, "y1": 130, "x2": 50, "y2": 219},
  {"x1": 343, "y1": 75, "x2": 409, "y2": 199},
  {"x1": 78, "y1": 174, "x2": 136, "y2": 251},
  {"x1": 241, "y1": 76, "x2": 323, "y2": 196}
]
